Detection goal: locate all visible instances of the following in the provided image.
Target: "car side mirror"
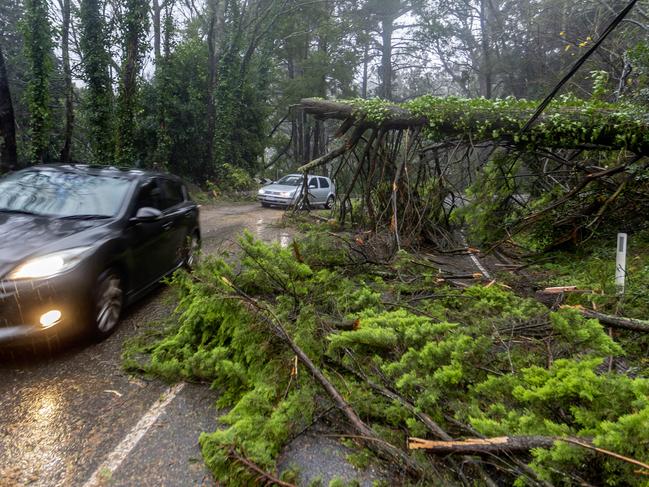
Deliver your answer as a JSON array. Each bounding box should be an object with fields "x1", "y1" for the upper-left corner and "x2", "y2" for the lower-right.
[{"x1": 131, "y1": 207, "x2": 162, "y2": 222}]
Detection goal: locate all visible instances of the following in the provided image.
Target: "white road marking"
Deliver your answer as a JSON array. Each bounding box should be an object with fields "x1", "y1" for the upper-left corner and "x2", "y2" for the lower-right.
[
  {"x1": 460, "y1": 233, "x2": 492, "y2": 280},
  {"x1": 82, "y1": 382, "x2": 185, "y2": 487}
]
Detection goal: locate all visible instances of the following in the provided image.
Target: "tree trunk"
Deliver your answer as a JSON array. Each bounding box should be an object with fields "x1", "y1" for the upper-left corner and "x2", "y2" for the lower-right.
[
  {"x1": 59, "y1": 0, "x2": 74, "y2": 162},
  {"x1": 479, "y1": 0, "x2": 493, "y2": 99},
  {"x1": 0, "y1": 44, "x2": 17, "y2": 171},
  {"x1": 79, "y1": 0, "x2": 114, "y2": 162},
  {"x1": 152, "y1": 0, "x2": 162, "y2": 62},
  {"x1": 297, "y1": 98, "x2": 649, "y2": 156},
  {"x1": 409, "y1": 436, "x2": 557, "y2": 454},
  {"x1": 362, "y1": 43, "x2": 369, "y2": 99},
  {"x1": 205, "y1": 0, "x2": 225, "y2": 171},
  {"x1": 578, "y1": 308, "x2": 649, "y2": 333},
  {"x1": 380, "y1": 14, "x2": 394, "y2": 100}
]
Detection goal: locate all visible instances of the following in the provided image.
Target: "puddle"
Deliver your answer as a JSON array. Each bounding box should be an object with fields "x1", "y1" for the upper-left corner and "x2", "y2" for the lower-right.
[{"x1": 279, "y1": 233, "x2": 291, "y2": 248}]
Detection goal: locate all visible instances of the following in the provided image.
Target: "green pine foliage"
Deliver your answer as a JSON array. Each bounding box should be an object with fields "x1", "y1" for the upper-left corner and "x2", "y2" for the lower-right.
[{"x1": 125, "y1": 230, "x2": 649, "y2": 486}]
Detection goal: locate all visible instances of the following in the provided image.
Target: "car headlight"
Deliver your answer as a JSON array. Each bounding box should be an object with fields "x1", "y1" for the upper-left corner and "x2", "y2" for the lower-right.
[
  {"x1": 8, "y1": 247, "x2": 91, "y2": 280},
  {"x1": 280, "y1": 191, "x2": 295, "y2": 198},
  {"x1": 258, "y1": 189, "x2": 266, "y2": 195}
]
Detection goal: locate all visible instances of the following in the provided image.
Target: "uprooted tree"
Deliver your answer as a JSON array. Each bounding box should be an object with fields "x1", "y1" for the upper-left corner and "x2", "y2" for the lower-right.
[{"x1": 292, "y1": 96, "x2": 649, "y2": 250}]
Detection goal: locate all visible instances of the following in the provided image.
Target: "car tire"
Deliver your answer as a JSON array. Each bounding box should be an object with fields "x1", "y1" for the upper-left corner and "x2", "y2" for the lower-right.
[
  {"x1": 92, "y1": 270, "x2": 124, "y2": 340},
  {"x1": 261, "y1": 202, "x2": 270, "y2": 208},
  {"x1": 325, "y1": 195, "x2": 335, "y2": 210},
  {"x1": 184, "y1": 232, "x2": 201, "y2": 269}
]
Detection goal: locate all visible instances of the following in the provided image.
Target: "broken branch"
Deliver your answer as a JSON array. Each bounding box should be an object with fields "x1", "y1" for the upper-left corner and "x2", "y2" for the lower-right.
[{"x1": 573, "y1": 307, "x2": 649, "y2": 333}]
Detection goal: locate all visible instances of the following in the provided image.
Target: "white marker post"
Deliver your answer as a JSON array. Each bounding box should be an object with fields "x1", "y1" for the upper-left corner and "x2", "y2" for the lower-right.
[{"x1": 615, "y1": 233, "x2": 627, "y2": 295}]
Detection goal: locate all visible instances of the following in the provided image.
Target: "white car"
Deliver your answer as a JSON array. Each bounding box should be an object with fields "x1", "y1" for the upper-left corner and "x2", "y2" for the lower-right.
[{"x1": 258, "y1": 174, "x2": 335, "y2": 208}]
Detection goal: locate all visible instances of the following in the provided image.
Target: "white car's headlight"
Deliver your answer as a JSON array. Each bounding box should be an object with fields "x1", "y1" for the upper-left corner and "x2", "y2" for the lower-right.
[
  {"x1": 280, "y1": 191, "x2": 295, "y2": 198},
  {"x1": 8, "y1": 247, "x2": 91, "y2": 280},
  {"x1": 258, "y1": 189, "x2": 266, "y2": 195}
]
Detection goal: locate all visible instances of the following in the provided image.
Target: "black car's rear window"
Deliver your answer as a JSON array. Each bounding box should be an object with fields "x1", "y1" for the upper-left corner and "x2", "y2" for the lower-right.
[{"x1": 0, "y1": 170, "x2": 132, "y2": 218}]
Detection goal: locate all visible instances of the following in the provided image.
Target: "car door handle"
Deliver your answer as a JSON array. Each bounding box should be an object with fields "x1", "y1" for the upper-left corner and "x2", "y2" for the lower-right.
[{"x1": 162, "y1": 221, "x2": 173, "y2": 231}]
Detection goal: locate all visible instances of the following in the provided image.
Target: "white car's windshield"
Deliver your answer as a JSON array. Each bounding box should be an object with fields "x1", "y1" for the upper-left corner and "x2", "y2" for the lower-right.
[
  {"x1": 0, "y1": 170, "x2": 132, "y2": 218},
  {"x1": 276, "y1": 175, "x2": 303, "y2": 186}
]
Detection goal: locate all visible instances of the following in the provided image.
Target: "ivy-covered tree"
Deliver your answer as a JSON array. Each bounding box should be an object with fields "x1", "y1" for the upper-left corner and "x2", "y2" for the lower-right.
[
  {"x1": 115, "y1": 0, "x2": 149, "y2": 166},
  {"x1": 58, "y1": 0, "x2": 74, "y2": 162},
  {"x1": 0, "y1": 44, "x2": 17, "y2": 171},
  {"x1": 79, "y1": 0, "x2": 114, "y2": 163},
  {"x1": 152, "y1": 1, "x2": 175, "y2": 168},
  {"x1": 21, "y1": 0, "x2": 52, "y2": 163}
]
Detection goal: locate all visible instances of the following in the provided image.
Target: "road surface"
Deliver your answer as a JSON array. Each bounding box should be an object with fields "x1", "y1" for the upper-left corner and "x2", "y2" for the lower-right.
[{"x1": 0, "y1": 203, "x2": 288, "y2": 487}]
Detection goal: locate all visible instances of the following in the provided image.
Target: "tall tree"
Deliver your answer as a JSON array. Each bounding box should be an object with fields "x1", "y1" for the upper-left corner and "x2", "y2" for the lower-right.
[
  {"x1": 115, "y1": 0, "x2": 149, "y2": 166},
  {"x1": 153, "y1": 0, "x2": 174, "y2": 167},
  {"x1": 0, "y1": 44, "x2": 17, "y2": 171},
  {"x1": 79, "y1": 0, "x2": 114, "y2": 162},
  {"x1": 22, "y1": 0, "x2": 53, "y2": 163},
  {"x1": 152, "y1": 0, "x2": 162, "y2": 62},
  {"x1": 205, "y1": 0, "x2": 226, "y2": 170},
  {"x1": 58, "y1": 0, "x2": 74, "y2": 162}
]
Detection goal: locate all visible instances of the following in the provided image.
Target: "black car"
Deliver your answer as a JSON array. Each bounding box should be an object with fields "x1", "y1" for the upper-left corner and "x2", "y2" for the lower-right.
[{"x1": 0, "y1": 164, "x2": 200, "y2": 346}]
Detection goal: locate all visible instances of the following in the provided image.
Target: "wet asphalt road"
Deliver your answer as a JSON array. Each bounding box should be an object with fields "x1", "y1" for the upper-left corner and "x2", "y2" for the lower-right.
[{"x1": 0, "y1": 203, "x2": 288, "y2": 487}]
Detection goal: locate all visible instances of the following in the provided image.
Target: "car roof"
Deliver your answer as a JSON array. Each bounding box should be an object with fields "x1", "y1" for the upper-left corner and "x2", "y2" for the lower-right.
[
  {"x1": 23, "y1": 164, "x2": 184, "y2": 183},
  {"x1": 284, "y1": 173, "x2": 330, "y2": 179}
]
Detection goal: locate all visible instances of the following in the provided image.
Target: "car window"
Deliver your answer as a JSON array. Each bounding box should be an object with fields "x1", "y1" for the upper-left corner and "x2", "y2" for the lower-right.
[
  {"x1": 319, "y1": 178, "x2": 329, "y2": 188},
  {"x1": 0, "y1": 169, "x2": 132, "y2": 218},
  {"x1": 159, "y1": 178, "x2": 185, "y2": 209},
  {"x1": 308, "y1": 178, "x2": 318, "y2": 188},
  {"x1": 135, "y1": 180, "x2": 162, "y2": 210},
  {"x1": 277, "y1": 175, "x2": 303, "y2": 186}
]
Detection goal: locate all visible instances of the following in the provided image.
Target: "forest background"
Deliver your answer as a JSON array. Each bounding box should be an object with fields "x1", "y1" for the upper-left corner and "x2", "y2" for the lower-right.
[{"x1": 2, "y1": 0, "x2": 649, "y2": 185}]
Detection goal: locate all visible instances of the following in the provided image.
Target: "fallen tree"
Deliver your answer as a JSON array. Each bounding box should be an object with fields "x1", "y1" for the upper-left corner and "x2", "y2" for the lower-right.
[
  {"x1": 573, "y1": 306, "x2": 649, "y2": 333},
  {"x1": 299, "y1": 97, "x2": 649, "y2": 158},
  {"x1": 125, "y1": 231, "x2": 649, "y2": 486},
  {"x1": 409, "y1": 436, "x2": 649, "y2": 472},
  {"x1": 291, "y1": 96, "x2": 649, "y2": 251}
]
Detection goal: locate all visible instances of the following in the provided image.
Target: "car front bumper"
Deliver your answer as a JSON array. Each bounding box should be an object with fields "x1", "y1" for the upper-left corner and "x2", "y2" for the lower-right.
[
  {"x1": 0, "y1": 268, "x2": 93, "y2": 346},
  {"x1": 258, "y1": 194, "x2": 297, "y2": 206}
]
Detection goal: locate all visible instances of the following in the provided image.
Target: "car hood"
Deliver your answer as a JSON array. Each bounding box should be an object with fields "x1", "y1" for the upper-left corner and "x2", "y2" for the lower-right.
[
  {"x1": 261, "y1": 184, "x2": 301, "y2": 193},
  {"x1": 0, "y1": 213, "x2": 108, "y2": 278}
]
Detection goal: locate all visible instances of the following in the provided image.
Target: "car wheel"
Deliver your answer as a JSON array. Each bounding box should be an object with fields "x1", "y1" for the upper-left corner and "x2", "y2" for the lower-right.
[
  {"x1": 93, "y1": 271, "x2": 123, "y2": 339},
  {"x1": 325, "y1": 195, "x2": 335, "y2": 209},
  {"x1": 184, "y1": 232, "x2": 201, "y2": 269},
  {"x1": 261, "y1": 202, "x2": 270, "y2": 208}
]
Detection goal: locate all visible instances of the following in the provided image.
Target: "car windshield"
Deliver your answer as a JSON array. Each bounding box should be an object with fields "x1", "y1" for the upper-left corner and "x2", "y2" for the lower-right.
[
  {"x1": 276, "y1": 175, "x2": 303, "y2": 186},
  {"x1": 0, "y1": 169, "x2": 132, "y2": 218}
]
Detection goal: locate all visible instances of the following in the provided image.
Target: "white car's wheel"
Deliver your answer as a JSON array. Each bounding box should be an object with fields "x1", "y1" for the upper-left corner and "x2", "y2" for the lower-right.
[{"x1": 325, "y1": 195, "x2": 335, "y2": 209}]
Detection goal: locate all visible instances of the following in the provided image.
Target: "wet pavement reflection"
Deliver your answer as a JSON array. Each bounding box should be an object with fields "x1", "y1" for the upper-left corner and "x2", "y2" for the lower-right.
[{"x1": 0, "y1": 203, "x2": 286, "y2": 486}]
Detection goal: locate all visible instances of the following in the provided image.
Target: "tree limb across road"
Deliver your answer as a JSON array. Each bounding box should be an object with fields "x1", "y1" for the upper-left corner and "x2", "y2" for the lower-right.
[{"x1": 298, "y1": 97, "x2": 649, "y2": 156}]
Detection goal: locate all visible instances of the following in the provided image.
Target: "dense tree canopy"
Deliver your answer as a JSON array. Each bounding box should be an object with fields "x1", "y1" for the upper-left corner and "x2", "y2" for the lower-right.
[{"x1": 0, "y1": 0, "x2": 648, "y2": 181}]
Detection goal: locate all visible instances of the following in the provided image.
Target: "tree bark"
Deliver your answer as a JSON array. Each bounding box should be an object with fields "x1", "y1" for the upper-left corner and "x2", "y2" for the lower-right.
[
  {"x1": 578, "y1": 308, "x2": 649, "y2": 333},
  {"x1": 152, "y1": 0, "x2": 162, "y2": 62},
  {"x1": 362, "y1": 43, "x2": 369, "y2": 99},
  {"x1": 479, "y1": 0, "x2": 493, "y2": 98},
  {"x1": 380, "y1": 13, "x2": 394, "y2": 100},
  {"x1": 0, "y1": 44, "x2": 17, "y2": 171},
  {"x1": 410, "y1": 435, "x2": 649, "y2": 472},
  {"x1": 59, "y1": 0, "x2": 74, "y2": 162},
  {"x1": 409, "y1": 436, "x2": 558, "y2": 454},
  {"x1": 297, "y1": 98, "x2": 649, "y2": 155},
  {"x1": 205, "y1": 0, "x2": 225, "y2": 170}
]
